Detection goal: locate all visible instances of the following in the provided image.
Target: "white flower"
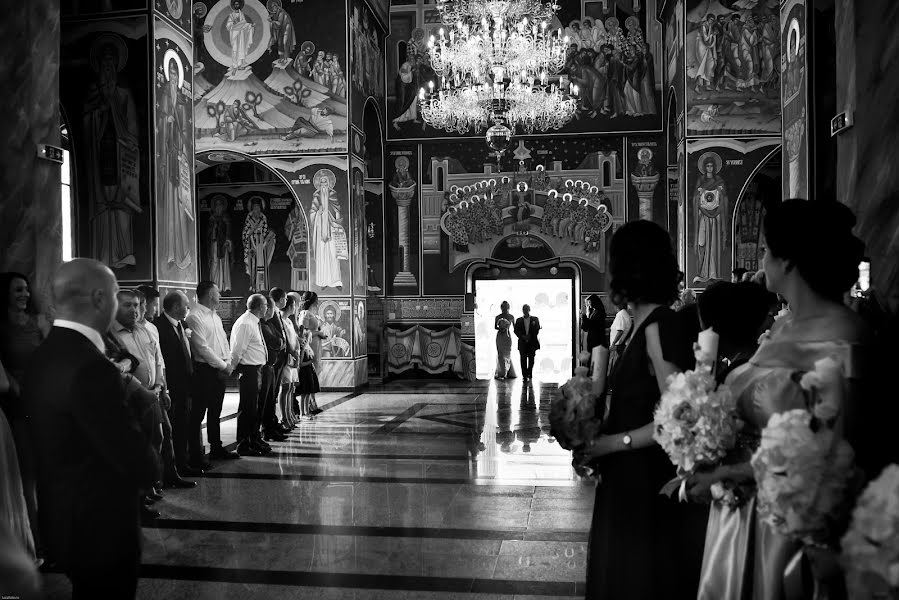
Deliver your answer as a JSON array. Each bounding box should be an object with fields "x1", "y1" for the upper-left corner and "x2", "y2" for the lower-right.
[
  {"x1": 842, "y1": 464, "x2": 899, "y2": 596},
  {"x1": 752, "y1": 409, "x2": 855, "y2": 544},
  {"x1": 799, "y1": 356, "x2": 844, "y2": 421}
]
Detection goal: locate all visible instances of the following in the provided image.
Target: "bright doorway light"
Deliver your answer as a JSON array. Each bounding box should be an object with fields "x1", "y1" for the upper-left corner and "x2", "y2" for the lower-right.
[
  {"x1": 474, "y1": 278, "x2": 573, "y2": 382},
  {"x1": 61, "y1": 148, "x2": 73, "y2": 262}
]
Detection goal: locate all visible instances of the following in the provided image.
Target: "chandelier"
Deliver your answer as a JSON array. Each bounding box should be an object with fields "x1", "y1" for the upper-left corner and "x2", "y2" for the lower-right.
[{"x1": 419, "y1": 0, "x2": 578, "y2": 143}]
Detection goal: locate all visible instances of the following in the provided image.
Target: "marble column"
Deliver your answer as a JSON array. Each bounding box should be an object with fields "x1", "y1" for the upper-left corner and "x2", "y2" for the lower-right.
[
  {"x1": 0, "y1": 0, "x2": 61, "y2": 311},
  {"x1": 391, "y1": 185, "x2": 418, "y2": 287},
  {"x1": 630, "y1": 171, "x2": 660, "y2": 221}
]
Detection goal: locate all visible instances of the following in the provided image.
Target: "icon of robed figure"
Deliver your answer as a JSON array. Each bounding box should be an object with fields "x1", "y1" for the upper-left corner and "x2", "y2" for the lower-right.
[
  {"x1": 160, "y1": 54, "x2": 194, "y2": 271},
  {"x1": 83, "y1": 34, "x2": 141, "y2": 269},
  {"x1": 242, "y1": 196, "x2": 277, "y2": 292},
  {"x1": 310, "y1": 169, "x2": 347, "y2": 289}
]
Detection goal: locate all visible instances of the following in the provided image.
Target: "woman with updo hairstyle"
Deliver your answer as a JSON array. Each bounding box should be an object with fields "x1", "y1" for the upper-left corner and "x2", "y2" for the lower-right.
[
  {"x1": 692, "y1": 199, "x2": 872, "y2": 600},
  {"x1": 580, "y1": 220, "x2": 706, "y2": 599},
  {"x1": 297, "y1": 291, "x2": 328, "y2": 414}
]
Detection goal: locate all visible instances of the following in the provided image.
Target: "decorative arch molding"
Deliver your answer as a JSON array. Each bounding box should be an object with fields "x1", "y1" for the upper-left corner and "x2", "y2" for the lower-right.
[
  {"x1": 730, "y1": 145, "x2": 782, "y2": 272},
  {"x1": 464, "y1": 256, "x2": 583, "y2": 294}
]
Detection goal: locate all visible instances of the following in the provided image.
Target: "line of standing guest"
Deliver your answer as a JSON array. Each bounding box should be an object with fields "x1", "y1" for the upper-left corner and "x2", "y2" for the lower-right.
[{"x1": 230, "y1": 294, "x2": 274, "y2": 457}]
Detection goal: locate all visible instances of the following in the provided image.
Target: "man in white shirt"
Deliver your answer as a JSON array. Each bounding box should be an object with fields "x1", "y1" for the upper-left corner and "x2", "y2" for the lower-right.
[
  {"x1": 185, "y1": 281, "x2": 239, "y2": 461},
  {"x1": 229, "y1": 294, "x2": 272, "y2": 456},
  {"x1": 110, "y1": 291, "x2": 184, "y2": 494}
]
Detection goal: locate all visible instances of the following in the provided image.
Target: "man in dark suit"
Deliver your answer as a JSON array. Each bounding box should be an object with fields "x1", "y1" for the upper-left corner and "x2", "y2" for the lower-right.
[
  {"x1": 580, "y1": 293, "x2": 608, "y2": 353},
  {"x1": 25, "y1": 258, "x2": 152, "y2": 599},
  {"x1": 261, "y1": 288, "x2": 288, "y2": 442},
  {"x1": 158, "y1": 291, "x2": 205, "y2": 476},
  {"x1": 513, "y1": 304, "x2": 541, "y2": 381}
]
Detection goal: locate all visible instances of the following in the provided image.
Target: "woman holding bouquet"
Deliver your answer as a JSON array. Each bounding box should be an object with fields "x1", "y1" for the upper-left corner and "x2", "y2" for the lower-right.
[
  {"x1": 494, "y1": 302, "x2": 517, "y2": 379},
  {"x1": 579, "y1": 220, "x2": 706, "y2": 599},
  {"x1": 687, "y1": 199, "x2": 871, "y2": 600}
]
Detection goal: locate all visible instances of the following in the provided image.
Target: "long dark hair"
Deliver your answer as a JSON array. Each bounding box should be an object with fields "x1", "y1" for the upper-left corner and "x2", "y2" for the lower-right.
[
  {"x1": 0, "y1": 272, "x2": 38, "y2": 321},
  {"x1": 608, "y1": 221, "x2": 680, "y2": 306}
]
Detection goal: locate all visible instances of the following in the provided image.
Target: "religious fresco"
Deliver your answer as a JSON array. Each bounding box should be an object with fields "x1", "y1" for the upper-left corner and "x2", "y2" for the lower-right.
[
  {"x1": 61, "y1": 18, "x2": 153, "y2": 283},
  {"x1": 685, "y1": 138, "x2": 780, "y2": 287},
  {"x1": 156, "y1": 0, "x2": 192, "y2": 35},
  {"x1": 316, "y1": 298, "x2": 353, "y2": 358},
  {"x1": 155, "y1": 18, "x2": 198, "y2": 283},
  {"x1": 416, "y1": 136, "x2": 625, "y2": 296},
  {"x1": 626, "y1": 134, "x2": 665, "y2": 227},
  {"x1": 684, "y1": 0, "x2": 781, "y2": 136},
  {"x1": 385, "y1": 146, "x2": 421, "y2": 295},
  {"x1": 663, "y1": 0, "x2": 685, "y2": 156},
  {"x1": 350, "y1": 0, "x2": 386, "y2": 127},
  {"x1": 193, "y1": 0, "x2": 348, "y2": 155},
  {"x1": 366, "y1": 0, "x2": 389, "y2": 32},
  {"x1": 196, "y1": 182, "x2": 304, "y2": 295},
  {"x1": 350, "y1": 162, "x2": 368, "y2": 295},
  {"x1": 386, "y1": 0, "x2": 664, "y2": 140},
  {"x1": 781, "y1": 0, "x2": 807, "y2": 200},
  {"x1": 259, "y1": 157, "x2": 353, "y2": 297},
  {"x1": 352, "y1": 298, "x2": 367, "y2": 357}
]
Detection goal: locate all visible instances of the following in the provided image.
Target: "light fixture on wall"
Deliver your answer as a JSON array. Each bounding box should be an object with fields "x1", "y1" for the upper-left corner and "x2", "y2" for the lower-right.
[{"x1": 419, "y1": 0, "x2": 578, "y2": 146}]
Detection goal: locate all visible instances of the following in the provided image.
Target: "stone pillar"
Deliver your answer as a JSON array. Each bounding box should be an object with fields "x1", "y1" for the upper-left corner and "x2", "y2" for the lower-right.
[
  {"x1": 0, "y1": 0, "x2": 61, "y2": 310},
  {"x1": 391, "y1": 185, "x2": 418, "y2": 287},
  {"x1": 630, "y1": 171, "x2": 661, "y2": 221}
]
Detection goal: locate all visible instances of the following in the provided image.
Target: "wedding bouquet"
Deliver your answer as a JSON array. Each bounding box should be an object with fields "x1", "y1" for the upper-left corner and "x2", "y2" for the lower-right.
[
  {"x1": 497, "y1": 319, "x2": 510, "y2": 331},
  {"x1": 550, "y1": 351, "x2": 603, "y2": 478},
  {"x1": 841, "y1": 464, "x2": 899, "y2": 598},
  {"x1": 653, "y1": 329, "x2": 739, "y2": 496},
  {"x1": 751, "y1": 409, "x2": 855, "y2": 544}
]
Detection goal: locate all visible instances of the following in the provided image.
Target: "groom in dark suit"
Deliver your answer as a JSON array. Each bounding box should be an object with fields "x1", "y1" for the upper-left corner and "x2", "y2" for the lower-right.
[
  {"x1": 514, "y1": 304, "x2": 541, "y2": 381},
  {"x1": 25, "y1": 258, "x2": 152, "y2": 599}
]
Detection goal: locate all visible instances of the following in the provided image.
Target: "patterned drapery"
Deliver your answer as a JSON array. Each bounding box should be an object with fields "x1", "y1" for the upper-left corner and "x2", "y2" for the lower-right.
[{"x1": 385, "y1": 324, "x2": 476, "y2": 380}]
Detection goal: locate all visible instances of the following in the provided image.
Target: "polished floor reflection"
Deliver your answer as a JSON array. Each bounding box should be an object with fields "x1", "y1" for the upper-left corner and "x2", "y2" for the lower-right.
[{"x1": 47, "y1": 378, "x2": 595, "y2": 599}]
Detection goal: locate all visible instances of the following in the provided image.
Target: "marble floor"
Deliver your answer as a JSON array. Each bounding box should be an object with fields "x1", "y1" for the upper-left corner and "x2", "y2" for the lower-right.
[{"x1": 45, "y1": 378, "x2": 595, "y2": 599}]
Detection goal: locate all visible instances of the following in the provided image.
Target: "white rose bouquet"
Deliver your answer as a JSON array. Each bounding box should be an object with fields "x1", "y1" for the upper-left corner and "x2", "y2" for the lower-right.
[
  {"x1": 550, "y1": 351, "x2": 603, "y2": 479},
  {"x1": 653, "y1": 329, "x2": 739, "y2": 497},
  {"x1": 751, "y1": 409, "x2": 856, "y2": 544},
  {"x1": 841, "y1": 464, "x2": 899, "y2": 598}
]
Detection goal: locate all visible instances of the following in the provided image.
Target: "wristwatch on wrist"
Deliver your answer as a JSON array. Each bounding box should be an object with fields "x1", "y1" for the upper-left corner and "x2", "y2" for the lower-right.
[{"x1": 622, "y1": 433, "x2": 633, "y2": 449}]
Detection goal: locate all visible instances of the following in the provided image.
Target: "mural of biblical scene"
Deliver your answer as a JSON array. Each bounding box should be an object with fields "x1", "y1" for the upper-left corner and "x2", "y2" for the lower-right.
[
  {"x1": 627, "y1": 135, "x2": 665, "y2": 227},
  {"x1": 260, "y1": 157, "x2": 352, "y2": 297},
  {"x1": 196, "y1": 181, "x2": 304, "y2": 295},
  {"x1": 385, "y1": 147, "x2": 420, "y2": 295},
  {"x1": 685, "y1": 0, "x2": 781, "y2": 136},
  {"x1": 62, "y1": 0, "x2": 146, "y2": 17},
  {"x1": 61, "y1": 19, "x2": 153, "y2": 282},
  {"x1": 664, "y1": 0, "x2": 686, "y2": 123},
  {"x1": 364, "y1": 182, "x2": 385, "y2": 294},
  {"x1": 352, "y1": 299, "x2": 367, "y2": 357},
  {"x1": 386, "y1": 0, "x2": 663, "y2": 140},
  {"x1": 317, "y1": 298, "x2": 353, "y2": 358},
  {"x1": 156, "y1": 0, "x2": 192, "y2": 35},
  {"x1": 419, "y1": 136, "x2": 625, "y2": 296},
  {"x1": 781, "y1": 0, "x2": 807, "y2": 199},
  {"x1": 685, "y1": 138, "x2": 780, "y2": 286},
  {"x1": 155, "y1": 19, "x2": 198, "y2": 283},
  {"x1": 350, "y1": 0, "x2": 386, "y2": 127},
  {"x1": 351, "y1": 164, "x2": 368, "y2": 295},
  {"x1": 192, "y1": 0, "x2": 348, "y2": 155}
]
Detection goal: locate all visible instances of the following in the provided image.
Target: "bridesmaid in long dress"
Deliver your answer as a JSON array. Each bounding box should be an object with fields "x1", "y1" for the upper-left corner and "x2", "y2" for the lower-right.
[
  {"x1": 298, "y1": 291, "x2": 329, "y2": 414},
  {"x1": 579, "y1": 220, "x2": 707, "y2": 599},
  {"x1": 494, "y1": 302, "x2": 516, "y2": 379},
  {"x1": 688, "y1": 199, "x2": 872, "y2": 600}
]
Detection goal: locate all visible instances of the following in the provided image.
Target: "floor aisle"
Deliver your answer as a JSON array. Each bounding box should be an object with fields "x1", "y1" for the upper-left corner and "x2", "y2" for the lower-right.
[{"x1": 46, "y1": 378, "x2": 595, "y2": 599}]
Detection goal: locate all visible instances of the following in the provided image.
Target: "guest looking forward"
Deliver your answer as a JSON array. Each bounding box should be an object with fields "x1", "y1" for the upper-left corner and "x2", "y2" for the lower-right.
[
  {"x1": 25, "y1": 258, "x2": 153, "y2": 599},
  {"x1": 185, "y1": 281, "x2": 239, "y2": 462},
  {"x1": 230, "y1": 294, "x2": 272, "y2": 457},
  {"x1": 579, "y1": 293, "x2": 607, "y2": 352},
  {"x1": 158, "y1": 291, "x2": 204, "y2": 475},
  {"x1": 261, "y1": 288, "x2": 289, "y2": 442},
  {"x1": 692, "y1": 199, "x2": 872, "y2": 600},
  {"x1": 579, "y1": 220, "x2": 706, "y2": 600},
  {"x1": 513, "y1": 304, "x2": 540, "y2": 381}
]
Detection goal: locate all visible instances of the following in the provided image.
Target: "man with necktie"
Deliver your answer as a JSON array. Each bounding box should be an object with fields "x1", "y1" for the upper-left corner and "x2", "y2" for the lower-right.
[
  {"x1": 158, "y1": 291, "x2": 202, "y2": 475},
  {"x1": 185, "y1": 281, "x2": 240, "y2": 462},
  {"x1": 514, "y1": 304, "x2": 541, "y2": 381},
  {"x1": 229, "y1": 294, "x2": 272, "y2": 457},
  {"x1": 261, "y1": 287, "x2": 289, "y2": 442}
]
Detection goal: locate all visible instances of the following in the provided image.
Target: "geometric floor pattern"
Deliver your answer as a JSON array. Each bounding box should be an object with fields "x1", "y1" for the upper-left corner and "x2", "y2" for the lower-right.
[{"x1": 43, "y1": 377, "x2": 595, "y2": 599}]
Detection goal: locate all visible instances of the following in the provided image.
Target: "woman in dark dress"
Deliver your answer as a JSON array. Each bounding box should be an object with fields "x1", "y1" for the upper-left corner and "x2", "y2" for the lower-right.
[{"x1": 579, "y1": 221, "x2": 707, "y2": 599}]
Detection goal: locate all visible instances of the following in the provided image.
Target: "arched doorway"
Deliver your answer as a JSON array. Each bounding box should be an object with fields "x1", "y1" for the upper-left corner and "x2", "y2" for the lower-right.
[
  {"x1": 194, "y1": 150, "x2": 310, "y2": 299},
  {"x1": 731, "y1": 147, "x2": 782, "y2": 274}
]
